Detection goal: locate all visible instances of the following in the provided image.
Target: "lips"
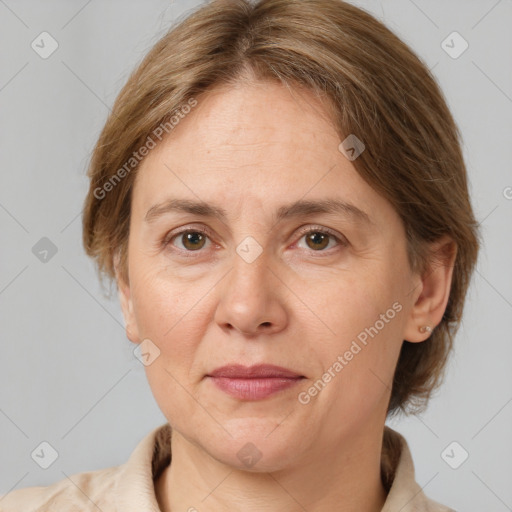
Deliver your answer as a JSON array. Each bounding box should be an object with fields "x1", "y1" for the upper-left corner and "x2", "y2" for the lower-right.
[
  {"x1": 207, "y1": 364, "x2": 303, "y2": 379},
  {"x1": 206, "y1": 364, "x2": 304, "y2": 400}
]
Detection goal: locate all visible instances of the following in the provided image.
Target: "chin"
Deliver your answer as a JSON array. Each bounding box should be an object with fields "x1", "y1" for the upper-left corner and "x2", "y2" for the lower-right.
[{"x1": 201, "y1": 417, "x2": 305, "y2": 472}]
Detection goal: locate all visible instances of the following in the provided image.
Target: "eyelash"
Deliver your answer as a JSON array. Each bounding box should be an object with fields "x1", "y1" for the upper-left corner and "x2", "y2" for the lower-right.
[{"x1": 161, "y1": 225, "x2": 347, "y2": 257}]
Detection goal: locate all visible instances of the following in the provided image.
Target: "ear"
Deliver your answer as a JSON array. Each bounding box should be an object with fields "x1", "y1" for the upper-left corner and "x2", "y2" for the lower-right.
[
  {"x1": 114, "y1": 251, "x2": 141, "y2": 345},
  {"x1": 403, "y1": 235, "x2": 457, "y2": 343}
]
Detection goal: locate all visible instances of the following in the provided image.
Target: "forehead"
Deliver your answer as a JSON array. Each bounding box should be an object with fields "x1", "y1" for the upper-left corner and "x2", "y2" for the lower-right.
[
  {"x1": 131, "y1": 80, "x2": 395, "y2": 229},
  {"x1": 189, "y1": 80, "x2": 337, "y2": 143},
  {"x1": 136, "y1": 80, "x2": 337, "y2": 172}
]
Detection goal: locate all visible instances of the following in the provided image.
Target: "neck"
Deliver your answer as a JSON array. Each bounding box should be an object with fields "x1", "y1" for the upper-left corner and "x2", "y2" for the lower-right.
[{"x1": 155, "y1": 423, "x2": 388, "y2": 512}]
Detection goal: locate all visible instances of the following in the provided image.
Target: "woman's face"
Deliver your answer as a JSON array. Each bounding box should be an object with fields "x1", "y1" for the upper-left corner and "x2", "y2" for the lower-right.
[{"x1": 119, "y1": 80, "x2": 426, "y2": 470}]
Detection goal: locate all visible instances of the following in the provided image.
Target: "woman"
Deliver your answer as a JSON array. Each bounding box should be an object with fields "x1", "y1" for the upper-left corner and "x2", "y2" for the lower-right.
[{"x1": 0, "y1": 0, "x2": 479, "y2": 510}]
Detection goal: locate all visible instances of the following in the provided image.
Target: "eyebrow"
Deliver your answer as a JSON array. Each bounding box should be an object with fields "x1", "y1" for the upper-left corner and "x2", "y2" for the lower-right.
[{"x1": 144, "y1": 197, "x2": 373, "y2": 226}]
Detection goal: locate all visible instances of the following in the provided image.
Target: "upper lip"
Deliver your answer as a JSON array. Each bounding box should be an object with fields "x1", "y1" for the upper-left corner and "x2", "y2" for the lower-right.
[{"x1": 207, "y1": 364, "x2": 303, "y2": 379}]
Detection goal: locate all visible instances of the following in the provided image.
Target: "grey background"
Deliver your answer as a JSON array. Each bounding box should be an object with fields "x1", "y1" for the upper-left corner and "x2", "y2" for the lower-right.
[{"x1": 0, "y1": 0, "x2": 511, "y2": 510}]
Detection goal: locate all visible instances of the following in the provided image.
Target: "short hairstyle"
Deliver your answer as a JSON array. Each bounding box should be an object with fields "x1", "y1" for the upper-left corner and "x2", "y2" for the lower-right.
[{"x1": 82, "y1": 0, "x2": 480, "y2": 414}]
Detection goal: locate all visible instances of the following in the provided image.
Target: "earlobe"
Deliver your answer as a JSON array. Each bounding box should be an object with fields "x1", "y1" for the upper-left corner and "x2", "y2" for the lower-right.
[
  {"x1": 403, "y1": 235, "x2": 457, "y2": 343},
  {"x1": 114, "y1": 254, "x2": 141, "y2": 345}
]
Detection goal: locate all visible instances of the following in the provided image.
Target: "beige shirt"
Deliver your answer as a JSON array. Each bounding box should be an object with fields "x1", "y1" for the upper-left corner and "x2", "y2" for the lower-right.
[{"x1": 0, "y1": 424, "x2": 454, "y2": 511}]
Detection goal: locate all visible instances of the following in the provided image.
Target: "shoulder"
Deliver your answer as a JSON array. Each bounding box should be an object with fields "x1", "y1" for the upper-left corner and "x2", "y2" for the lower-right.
[
  {"x1": 0, "y1": 423, "x2": 171, "y2": 512},
  {"x1": 0, "y1": 465, "x2": 120, "y2": 512}
]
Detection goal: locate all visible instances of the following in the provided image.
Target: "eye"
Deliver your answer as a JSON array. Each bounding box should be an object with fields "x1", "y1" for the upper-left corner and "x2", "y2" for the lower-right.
[
  {"x1": 161, "y1": 224, "x2": 347, "y2": 256},
  {"x1": 295, "y1": 226, "x2": 346, "y2": 252},
  {"x1": 163, "y1": 228, "x2": 212, "y2": 252}
]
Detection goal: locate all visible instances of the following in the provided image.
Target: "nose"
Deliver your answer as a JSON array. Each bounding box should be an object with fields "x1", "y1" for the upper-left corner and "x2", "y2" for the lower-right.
[{"x1": 213, "y1": 248, "x2": 288, "y2": 337}]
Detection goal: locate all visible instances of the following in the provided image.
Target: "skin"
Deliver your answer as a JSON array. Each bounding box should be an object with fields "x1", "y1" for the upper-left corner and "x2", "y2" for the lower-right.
[{"x1": 116, "y1": 79, "x2": 456, "y2": 512}]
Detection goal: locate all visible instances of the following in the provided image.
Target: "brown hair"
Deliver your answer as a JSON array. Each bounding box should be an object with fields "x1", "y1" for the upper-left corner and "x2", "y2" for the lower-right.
[{"x1": 82, "y1": 0, "x2": 480, "y2": 414}]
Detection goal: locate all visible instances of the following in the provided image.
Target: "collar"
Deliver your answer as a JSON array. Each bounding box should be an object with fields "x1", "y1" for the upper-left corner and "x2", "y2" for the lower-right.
[{"x1": 114, "y1": 423, "x2": 452, "y2": 511}]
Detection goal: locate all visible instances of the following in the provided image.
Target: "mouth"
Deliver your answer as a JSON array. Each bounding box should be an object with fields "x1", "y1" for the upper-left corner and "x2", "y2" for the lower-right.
[{"x1": 206, "y1": 364, "x2": 305, "y2": 401}]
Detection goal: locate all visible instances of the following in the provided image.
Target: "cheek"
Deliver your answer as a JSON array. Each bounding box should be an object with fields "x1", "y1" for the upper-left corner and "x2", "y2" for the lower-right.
[
  {"x1": 131, "y1": 269, "x2": 212, "y2": 426},
  {"x1": 302, "y1": 268, "x2": 397, "y2": 341},
  {"x1": 130, "y1": 265, "x2": 211, "y2": 376},
  {"x1": 131, "y1": 259, "x2": 205, "y2": 334},
  {"x1": 308, "y1": 270, "x2": 405, "y2": 393}
]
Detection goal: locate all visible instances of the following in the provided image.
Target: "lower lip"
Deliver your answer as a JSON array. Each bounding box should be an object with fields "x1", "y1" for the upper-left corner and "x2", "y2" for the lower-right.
[{"x1": 208, "y1": 376, "x2": 303, "y2": 400}]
